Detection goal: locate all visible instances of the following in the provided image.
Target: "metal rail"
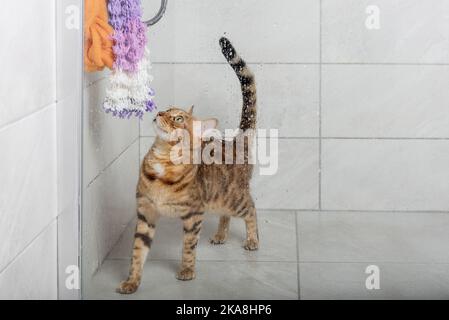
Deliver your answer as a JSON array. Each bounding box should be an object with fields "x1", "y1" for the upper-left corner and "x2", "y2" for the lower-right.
[{"x1": 143, "y1": 0, "x2": 168, "y2": 26}]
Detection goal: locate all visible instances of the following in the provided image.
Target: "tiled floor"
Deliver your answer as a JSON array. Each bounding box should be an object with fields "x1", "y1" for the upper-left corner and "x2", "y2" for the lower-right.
[{"x1": 85, "y1": 210, "x2": 449, "y2": 300}]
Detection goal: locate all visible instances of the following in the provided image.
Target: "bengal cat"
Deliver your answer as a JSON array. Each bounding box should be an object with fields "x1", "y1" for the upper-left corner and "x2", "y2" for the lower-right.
[{"x1": 117, "y1": 37, "x2": 259, "y2": 294}]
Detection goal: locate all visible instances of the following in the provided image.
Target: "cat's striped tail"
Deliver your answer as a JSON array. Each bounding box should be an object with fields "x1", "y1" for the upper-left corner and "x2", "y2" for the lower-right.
[{"x1": 219, "y1": 37, "x2": 257, "y2": 131}]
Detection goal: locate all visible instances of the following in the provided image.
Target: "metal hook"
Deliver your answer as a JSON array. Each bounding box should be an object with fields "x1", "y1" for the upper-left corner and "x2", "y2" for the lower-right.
[{"x1": 144, "y1": 0, "x2": 168, "y2": 26}]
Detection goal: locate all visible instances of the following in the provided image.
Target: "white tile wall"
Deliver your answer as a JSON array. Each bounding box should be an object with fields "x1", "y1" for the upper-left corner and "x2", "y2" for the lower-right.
[
  {"x1": 139, "y1": 64, "x2": 175, "y2": 135},
  {"x1": 82, "y1": 141, "x2": 139, "y2": 287},
  {"x1": 140, "y1": 137, "x2": 152, "y2": 160},
  {"x1": 145, "y1": 0, "x2": 320, "y2": 63},
  {"x1": 322, "y1": 0, "x2": 449, "y2": 63},
  {"x1": 0, "y1": 106, "x2": 57, "y2": 272},
  {"x1": 322, "y1": 65, "x2": 449, "y2": 138},
  {"x1": 0, "y1": 0, "x2": 83, "y2": 299},
  {"x1": 57, "y1": 202, "x2": 80, "y2": 299},
  {"x1": 0, "y1": 222, "x2": 57, "y2": 300},
  {"x1": 84, "y1": 70, "x2": 110, "y2": 88},
  {"x1": 0, "y1": 0, "x2": 56, "y2": 128},
  {"x1": 57, "y1": 0, "x2": 82, "y2": 100},
  {"x1": 56, "y1": 0, "x2": 82, "y2": 300},
  {"x1": 83, "y1": 78, "x2": 139, "y2": 187},
  {"x1": 140, "y1": 0, "x2": 322, "y2": 213},
  {"x1": 321, "y1": 140, "x2": 449, "y2": 211},
  {"x1": 57, "y1": 96, "x2": 80, "y2": 213},
  {"x1": 252, "y1": 139, "x2": 319, "y2": 210},
  {"x1": 141, "y1": 64, "x2": 319, "y2": 138},
  {"x1": 81, "y1": 43, "x2": 141, "y2": 291}
]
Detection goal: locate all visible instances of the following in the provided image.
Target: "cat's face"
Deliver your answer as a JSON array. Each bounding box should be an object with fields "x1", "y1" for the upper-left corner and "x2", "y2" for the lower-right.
[{"x1": 153, "y1": 106, "x2": 218, "y2": 143}]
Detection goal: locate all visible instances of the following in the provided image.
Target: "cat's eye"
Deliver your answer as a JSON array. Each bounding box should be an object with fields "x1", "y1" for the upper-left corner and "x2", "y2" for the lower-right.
[{"x1": 174, "y1": 116, "x2": 184, "y2": 123}]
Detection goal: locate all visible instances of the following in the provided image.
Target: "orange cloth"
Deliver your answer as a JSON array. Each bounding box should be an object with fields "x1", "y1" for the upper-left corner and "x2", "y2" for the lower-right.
[{"x1": 84, "y1": 0, "x2": 115, "y2": 72}]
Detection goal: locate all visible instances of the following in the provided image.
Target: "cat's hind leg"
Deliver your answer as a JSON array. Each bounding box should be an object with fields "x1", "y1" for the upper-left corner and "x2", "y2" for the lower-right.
[
  {"x1": 117, "y1": 203, "x2": 158, "y2": 294},
  {"x1": 177, "y1": 211, "x2": 204, "y2": 281},
  {"x1": 235, "y1": 198, "x2": 259, "y2": 251},
  {"x1": 210, "y1": 215, "x2": 231, "y2": 245}
]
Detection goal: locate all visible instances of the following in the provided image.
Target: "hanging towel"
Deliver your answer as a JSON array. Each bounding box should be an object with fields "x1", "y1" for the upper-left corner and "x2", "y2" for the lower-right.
[
  {"x1": 108, "y1": 0, "x2": 147, "y2": 73},
  {"x1": 84, "y1": 0, "x2": 115, "y2": 72},
  {"x1": 103, "y1": 0, "x2": 156, "y2": 118},
  {"x1": 103, "y1": 48, "x2": 155, "y2": 118}
]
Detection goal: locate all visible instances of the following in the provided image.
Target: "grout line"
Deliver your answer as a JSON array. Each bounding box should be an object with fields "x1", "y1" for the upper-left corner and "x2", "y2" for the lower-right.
[
  {"x1": 102, "y1": 257, "x2": 449, "y2": 265},
  {"x1": 79, "y1": 0, "x2": 85, "y2": 300},
  {"x1": 321, "y1": 136, "x2": 449, "y2": 140},
  {"x1": 0, "y1": 102, "x2": 56, "y2": 133},
  {"x1": 105, "y1": 257, "x2": 299, "y2": 263},
  {"x1": 295, "y1": 212, "x2": 301, "y2": 300},
  {"x1": 102, "y1": 254, "x2": 449, "y2": 265},
  {"x1": 56, "y1": 214, "x2": 60, "y2": 299},
  {"x1": 322, "y1": 62, "x2": 449, "y2": 66},
  {"x1": 85, "y1": 136, "x2": 140, "y2": 189},
  {"x1": 298, "y1": 261, "x2": 449, "y2": 265},
  {"x1": 53, "y1": 0, "x2": 60, "y2": 300},
  {"x1": 256, "y1": 208, "x2": 449, "y2": 214},
  {"x1": 152, "y1": 62, "x2": 449, "y2": 66},
  {"x1": 100, "y1": 216, "x2": 138, "y2": 268},
  {"x1": 140, "y1": 135, "x2": 449, "y2": 141},
  {"x1": 153, "y1": 62, "x2": 319, "y2": 65},
  {"x1": 84, "y1": 75, "x2": 107, "y2": 88},
  {"x1": 318, "y1": 0, "x2": 323, "y2": 211},
  {"x1": 138, "y1": 120, "x2": 141, "y2": 162},
  {"x1": 0, "y1": 218, "x2": 57, "y2": 275}
]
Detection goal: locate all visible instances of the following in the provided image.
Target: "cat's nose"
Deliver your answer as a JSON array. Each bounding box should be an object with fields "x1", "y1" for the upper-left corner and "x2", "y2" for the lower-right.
[{"x1": 157, "y1": 111, "x2": 165, "y2": 117}]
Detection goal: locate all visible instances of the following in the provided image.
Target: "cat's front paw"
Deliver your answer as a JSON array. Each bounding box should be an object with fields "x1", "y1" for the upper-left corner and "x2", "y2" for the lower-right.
[
  {"x1": 210, "y1": 233, "x2": 227, "y2": 245},
  {"x1": 176, "y1": 268, "x2": 196, "y2": 281},
  {"x1": 116, "y1": 280, "x2": 139, "y2": 294},
  {"x1": 243, "y1": 238, "x2": 259, "y2": 251}
]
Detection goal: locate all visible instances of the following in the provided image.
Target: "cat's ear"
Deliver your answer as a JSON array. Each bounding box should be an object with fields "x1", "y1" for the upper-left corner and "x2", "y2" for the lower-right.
[
  {"x1": 201, "y1": 118, "x2": 218, "y2": 132},
  {"x1": 187, "y1": 105, "x2": 194, "y2": 115}
]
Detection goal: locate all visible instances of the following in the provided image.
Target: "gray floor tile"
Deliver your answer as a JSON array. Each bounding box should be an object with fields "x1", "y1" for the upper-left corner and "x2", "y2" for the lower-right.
[
  {"x1": 298, "y1": 212, "x2": 449, "y2": 263},
  {"x1": 300, "y1": 262, "x2": 449, "y2": 300},
  {"x1": 87, "y1": 260, "x2": 298, "y2": 300},
  {"x1": 108, "y1": 210, "x2": 297, "y2": 262}
]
